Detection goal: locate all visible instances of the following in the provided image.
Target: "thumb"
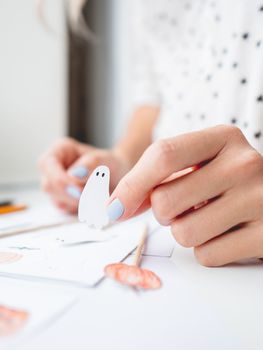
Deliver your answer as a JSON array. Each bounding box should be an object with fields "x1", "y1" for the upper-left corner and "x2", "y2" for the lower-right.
[
  {"x1": 107, "y1": 160, "x2": 154, "y2": 223},
  {"x1": 106, "y1": 141, "x2": 171, "y2": 222},
  {"x1": 106, "y1": 125, "x2": 228, "y2": 223}
]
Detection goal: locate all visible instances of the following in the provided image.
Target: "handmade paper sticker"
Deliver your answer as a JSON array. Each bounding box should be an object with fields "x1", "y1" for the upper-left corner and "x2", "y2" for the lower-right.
[
  {"x1": 105, "y1": 263, "x2": 162, "y2": 290},
  {"x1": 0, "y1": 305, "x2": 29, "y2": 337},
  {"x1": 78, "y1": 165, "x2": 110, "y2": 229},
  {"x1": 104, "y1": 226, "x2": 162, "y2": 290}
]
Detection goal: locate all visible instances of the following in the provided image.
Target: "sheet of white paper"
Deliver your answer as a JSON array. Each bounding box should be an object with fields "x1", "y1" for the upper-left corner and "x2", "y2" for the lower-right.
[
  {"x1": 0, "y1": 220, "x2": 146, "y2": 287},
  {"x1": 0, "y1": 205, "x2": 75, "y2": 238},
  {"x1": 2, "y1": 222, "x2": 114, "y2": 250},
  {"x1": 129, "y1": 211, "x2": 175, "y2": 258},
  {"x1": 142, "y1": 225, "x2": 174, "y2": 257},
  {"x1": 0, "y1": 279, "x2": 75, "y2": 348},
  {"x1": 78, "y1": 166, "x2": 110, "y2": 229}
]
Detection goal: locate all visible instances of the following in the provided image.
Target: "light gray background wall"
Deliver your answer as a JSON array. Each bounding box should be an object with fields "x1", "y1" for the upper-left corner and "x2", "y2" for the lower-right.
[
  {"x1": 0, "y1": 0, "x2": 67, "y2": 185},
  {"x1": 0, "y1": 0, "x2": 132, "y2": 185},
  {"x1": 111, "y1": 0, "x2": 133, "y2": 144}
]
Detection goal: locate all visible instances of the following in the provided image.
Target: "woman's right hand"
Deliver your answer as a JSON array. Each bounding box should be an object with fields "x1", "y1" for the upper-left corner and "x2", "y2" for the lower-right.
[{"x1": 38, "y1": 137, "x2": 131, "y2": 214}]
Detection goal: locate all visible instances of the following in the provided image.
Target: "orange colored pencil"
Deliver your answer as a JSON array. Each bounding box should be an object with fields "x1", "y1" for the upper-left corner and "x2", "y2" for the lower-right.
[{"x1": 0, "y1": 205, "x2": 28, "y2": 215}]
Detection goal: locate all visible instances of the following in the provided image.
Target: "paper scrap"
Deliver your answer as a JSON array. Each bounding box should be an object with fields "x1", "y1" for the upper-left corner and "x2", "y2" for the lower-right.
[
  {"x1": 6, "y1": 223, "x2": 113, "y2": 251},
  {"x1": 0, "y1": 205, "x2": 76, "y2": 238},
  {"x1": 78, "y1": 165, "x2": 110, "y2": 229}
]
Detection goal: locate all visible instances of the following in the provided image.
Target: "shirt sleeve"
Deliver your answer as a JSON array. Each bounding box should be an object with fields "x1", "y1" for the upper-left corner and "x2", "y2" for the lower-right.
[{"x1": 129, "y1": 0, "x2": 161, "y2": 108}]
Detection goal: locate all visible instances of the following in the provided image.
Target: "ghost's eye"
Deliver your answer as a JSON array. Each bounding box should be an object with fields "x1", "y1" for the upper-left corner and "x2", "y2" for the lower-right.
[
  {"x1": 102, "y1": 173, "x2": 105, "y2": 177},
  {"x1": 96, "y1": 172, "x2": 99, "y2": 176}
]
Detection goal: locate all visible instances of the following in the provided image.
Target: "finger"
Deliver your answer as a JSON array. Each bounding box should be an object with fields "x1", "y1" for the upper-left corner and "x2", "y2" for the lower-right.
[
  {"x1": 130, "y1": 197, "x2": 151, "y2": 217},
  {"x1": 40, "y1": 155, "x2": 75, "y2": 184},
  {"x1": 194, "y1": 221, "x2": 263, "y2": 266},
  {"x1": 39, "y1": 138, "x2": 93, "y2": 187},
  {"x1": 52, "y1": 187, "x2": 80, "y2": 205},
  {"x1": 109, "y1": 125, "x2": 244, "y2": 220},
  {"x1": 51, "y1": 198, "x2": 78, "y2": 214},
  {"x1": 160, "y1": 166, "x2": 198, "y2": 183},
  {"x1": 50, "y1": 191, "x2": 79, "y2": 212},
  {"x1": 68, "y1": 165, "x2": 89, "y2": 181},
  {"x1": 170, "y1": 190, "x2": 251, "y2": 248},
  {"x1": 151, "y1": 159, "x2": 232, "y2": 225},
  {"x1": 41, "y1": 174, "x2": 82, "y2": 206},
  {"x1": 51, "y1": 199, "x2": 68, "y2": 211},
  {"x1": 41, "y1": 154, "x2": 83, "y2": 193},
  {"x1": 67, "y1": 152, "x2": 104, "y2": 180},
  {"x1": 48, "y1": 137, "x2": 93, "y2": 168},
  {"x1": 41, "y1": 177, "x2": 52, "y2": 194},
  {"x1": 68, "y1": 151, "x2": 124, "y2": 192}
]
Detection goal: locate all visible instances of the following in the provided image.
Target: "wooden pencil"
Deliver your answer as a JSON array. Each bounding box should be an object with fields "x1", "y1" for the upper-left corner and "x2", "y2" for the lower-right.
[{"x1": 0, "y1": 204, "x2": 28, "y2": 215}]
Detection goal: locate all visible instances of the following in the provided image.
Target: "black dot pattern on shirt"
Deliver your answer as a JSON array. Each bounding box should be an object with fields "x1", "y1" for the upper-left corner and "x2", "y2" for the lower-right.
[
  {"x1": 242, "y1": 32, "x2": 249, "y2": 40},
  {"x1": 146, "y1": 2, "x2": 263, "y2": 141}
]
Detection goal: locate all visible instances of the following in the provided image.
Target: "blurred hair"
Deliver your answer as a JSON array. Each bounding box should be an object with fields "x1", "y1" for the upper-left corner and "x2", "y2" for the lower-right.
[{"x1": 37, "y1": 0, "x2": 97, "y2": 42}]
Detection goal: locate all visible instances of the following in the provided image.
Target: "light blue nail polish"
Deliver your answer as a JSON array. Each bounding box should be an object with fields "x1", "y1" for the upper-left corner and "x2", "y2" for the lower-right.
[
  {"x1": 70, "y1": 166, "x2": 88, "y2": 179},
  {"x1": 107, "y1": 198, "x2": 124, "y2": 222},
  {"x1": 66, "y1": 186, "x2": 81, "y2": 199}
]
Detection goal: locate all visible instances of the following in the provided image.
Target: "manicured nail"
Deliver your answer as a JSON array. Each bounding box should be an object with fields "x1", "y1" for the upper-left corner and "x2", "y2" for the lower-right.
[
  {"x1": 66, "y1": 186, "x2": 81, "y2": 199},
  {"x1": 70, "y1": 166, "x2": 88, "y2": 179},
  {"x1": 107, "y1": 198, "x2": 124, "y2": 222}
]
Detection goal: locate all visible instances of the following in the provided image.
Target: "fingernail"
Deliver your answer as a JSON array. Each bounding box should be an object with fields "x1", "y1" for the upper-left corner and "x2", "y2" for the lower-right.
[
  {"x1": 70, "y1": 166, "x2": 88, "y2": 179},
  {"x1": 66, "y1": 186, "x2": 81, "y2": 199},
  {"x1": 107, "y1": 198, "x2": 124, "y2": 222}
]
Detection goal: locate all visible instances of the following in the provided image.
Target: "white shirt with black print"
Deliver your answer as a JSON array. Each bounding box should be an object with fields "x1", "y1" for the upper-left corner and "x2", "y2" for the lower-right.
[{"x1": 131, "y1": 0, "x2": 263, "y2": 152}]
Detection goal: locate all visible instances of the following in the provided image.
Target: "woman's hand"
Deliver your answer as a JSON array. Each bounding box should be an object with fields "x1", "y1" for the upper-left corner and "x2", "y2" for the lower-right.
[
  {"x1": 38, "y1": 137, "x2": 131, "y2": 213},
  {"x1": 108, "y1": 125, "x2": 263, "y2": 266}
]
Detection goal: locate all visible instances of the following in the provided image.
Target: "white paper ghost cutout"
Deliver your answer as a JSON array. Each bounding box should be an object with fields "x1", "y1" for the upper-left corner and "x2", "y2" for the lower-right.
[{"x1": 78, "y1": 165, "x2": 110, "y2": 229}]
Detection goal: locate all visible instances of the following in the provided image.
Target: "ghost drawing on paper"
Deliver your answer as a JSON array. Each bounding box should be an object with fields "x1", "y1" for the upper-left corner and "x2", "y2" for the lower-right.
[{"x1": 78, "y1": 165, "x2": 110, "y2": 229}]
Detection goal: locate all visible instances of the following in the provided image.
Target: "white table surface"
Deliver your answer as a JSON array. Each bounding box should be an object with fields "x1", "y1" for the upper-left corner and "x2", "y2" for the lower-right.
[{"x1": 1, "y1": 186, "x2": 263, "y2": 350}]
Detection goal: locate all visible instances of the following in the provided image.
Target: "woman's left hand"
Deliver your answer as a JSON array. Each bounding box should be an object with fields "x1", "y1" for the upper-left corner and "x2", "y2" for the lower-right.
[{"x1": 108, "y1": 125, "x2": 263, "y2": 266}]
